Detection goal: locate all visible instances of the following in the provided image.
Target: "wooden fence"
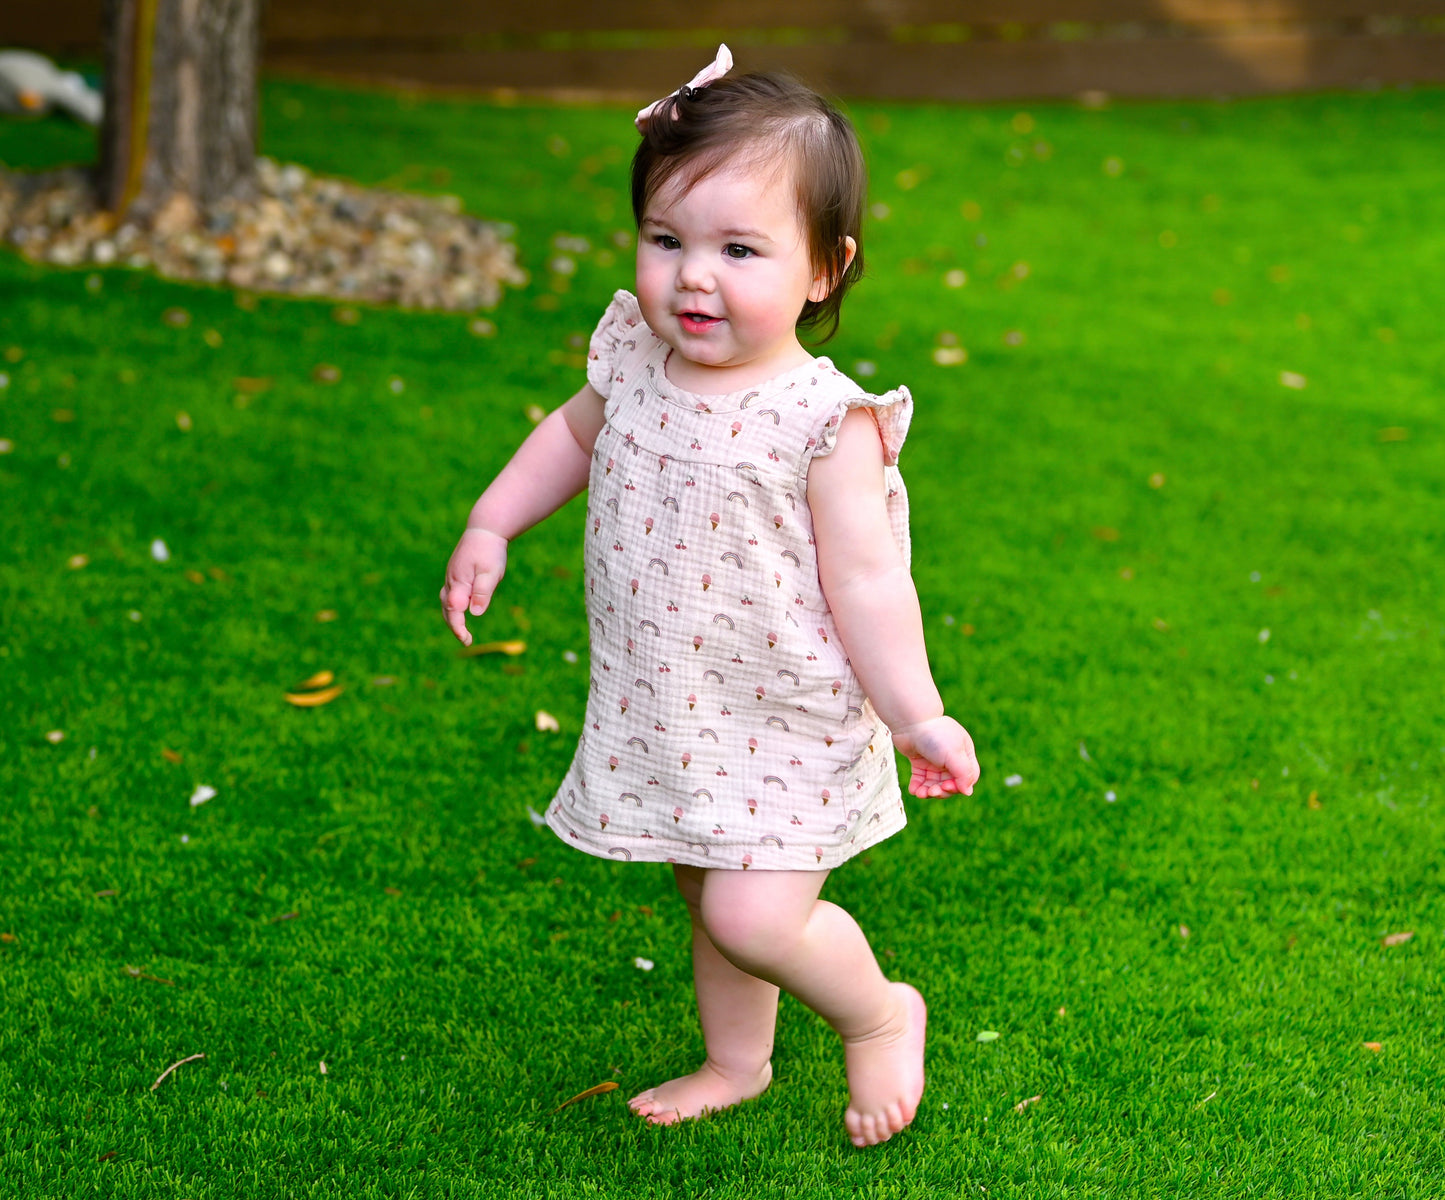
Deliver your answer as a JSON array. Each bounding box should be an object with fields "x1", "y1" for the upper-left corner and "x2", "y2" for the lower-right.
[{"x1": 7, "y1": 1, "x2": 1445, "y2": 100}]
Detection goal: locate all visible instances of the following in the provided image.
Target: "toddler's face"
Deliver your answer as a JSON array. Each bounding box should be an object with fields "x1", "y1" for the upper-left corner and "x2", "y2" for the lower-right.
[{"x1": 636, "y1": 161, "x2": 830, "y2": 394}]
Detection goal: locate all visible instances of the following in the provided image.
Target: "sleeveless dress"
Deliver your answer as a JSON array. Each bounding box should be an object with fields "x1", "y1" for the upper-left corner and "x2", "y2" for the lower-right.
[{"x1": 545, "y1": 290, "x2": 913, "y2": 871}]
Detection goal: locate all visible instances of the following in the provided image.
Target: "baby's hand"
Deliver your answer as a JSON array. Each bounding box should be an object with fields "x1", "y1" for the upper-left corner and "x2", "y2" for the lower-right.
[
  {"x1": 890, "y1": 716, "x2": 980, "y2": 798},
  {"x1": 440, "y1": 527, "x2": 509, "y2": 646}
]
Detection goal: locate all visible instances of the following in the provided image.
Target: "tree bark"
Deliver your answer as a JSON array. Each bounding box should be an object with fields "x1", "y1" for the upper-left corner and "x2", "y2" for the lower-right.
[{"x1": 98, "y1": 0, "x2": 261, "y2": 219}]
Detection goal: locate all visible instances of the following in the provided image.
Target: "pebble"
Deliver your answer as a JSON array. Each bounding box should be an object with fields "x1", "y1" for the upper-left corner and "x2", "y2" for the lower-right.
[{"x1": 0, "y1": 158, "x2": 526, "y2": 311}]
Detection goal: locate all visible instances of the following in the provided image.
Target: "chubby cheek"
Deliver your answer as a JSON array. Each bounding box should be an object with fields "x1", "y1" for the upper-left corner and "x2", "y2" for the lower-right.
[{"x1": 634, "y1": 251, "x2": 670, "y2": 323}]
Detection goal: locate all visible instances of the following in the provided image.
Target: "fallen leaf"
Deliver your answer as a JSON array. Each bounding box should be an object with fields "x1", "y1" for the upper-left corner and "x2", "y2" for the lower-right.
[
  {"x1": 315, "y1": 610, "x2": 338, "y2": 622},
  {"x1": 1363, "y1": 1041, "x2": 1382, "y2": 1052},
  {"x1": 298, "y1": 670, "x2": 335, "y2": 689},
  {"x1": 185, "y1": 569, "x2": 205, "y2": 584},
  {"x1": 233, "y1": 376, "x2": 273, "y2": 394},
  {"x1": 535, "y1": 710, "x2": 560, "y2": 732},
  {"x1": 1092, "y1": 526, "x2": 1119, "y2": 541},
  {"x1": 976, "y1": 1030, "x2": 1000, "y2": 1043},
  {"x1": 384, "y1": 886, "x2": 402, "y2": 897},
  {"x1": 284, "y1": 685, "x2": 344, "y2": 707},
  {"x1": 269, "y1": 911, "x2": 298, "y2": 923},
  {"x1": 312, "y1": 364, "x2": 341, "y2": 384},
  {"x1": 94, "y1": 889, "x2": 118, "y2": 898},
  {"x1": 460, "y1": 639, "x2": 526, "y2": 658},
  {"x1": 1013, "y1": 1094, "x2": 1041, "y2": 1113},
  {"x1": 1378, "y1": 427, "x2": 1408, "y2": 442},
  {"x1": 1381, "y1": 931, "x2": 1414, "y2": 947},
  {"x1": 97, "y1": 1151, "x2": 116, "y2": 1163},
  {"x1": 554, "y1": 1081, "x2": 619, "y2": 1112},
  {"x1": 1307, "y1": 791, "x2": 1321, "y2": 809},
  {"x1": 161, "y1": 748, "x2": 183, "y2": 764},
  {"x1": 0, "y1": 932, "x2": 16, "y2": 943},
  {"x1": 188, "y1": 784, "x2": 217, "y2": 807}
]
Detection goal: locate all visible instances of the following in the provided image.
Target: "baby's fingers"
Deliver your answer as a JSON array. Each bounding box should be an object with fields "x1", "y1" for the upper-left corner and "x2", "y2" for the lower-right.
[{"x1": 440, "y1": 582, "x2": 474, "y2": 645}]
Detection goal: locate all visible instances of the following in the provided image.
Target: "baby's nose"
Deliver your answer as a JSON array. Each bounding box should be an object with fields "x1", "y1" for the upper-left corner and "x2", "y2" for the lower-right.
[{"x1": 675, "y1": 253, "x2": 715, "y2": 291}]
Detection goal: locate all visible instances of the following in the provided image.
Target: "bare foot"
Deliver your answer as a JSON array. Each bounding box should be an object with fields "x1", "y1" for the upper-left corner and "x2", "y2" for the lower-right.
[
  {"x1": 628, "y1": 1059, "x2": 773, "y2": 1125},
  {"x1": 841, "y1": 981, "x2": 927, "y2": 1148}
]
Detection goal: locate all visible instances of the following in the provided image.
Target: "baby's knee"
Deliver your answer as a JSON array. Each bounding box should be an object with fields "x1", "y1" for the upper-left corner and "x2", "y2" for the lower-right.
[{"x1": 699, "y1": 887, "x2": 798, "y2": 973}]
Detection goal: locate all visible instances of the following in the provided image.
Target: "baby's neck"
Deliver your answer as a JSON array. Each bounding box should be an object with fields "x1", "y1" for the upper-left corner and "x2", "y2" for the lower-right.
[{"x1": 663, "y1": 344, "x2": 816, "y2": 396}]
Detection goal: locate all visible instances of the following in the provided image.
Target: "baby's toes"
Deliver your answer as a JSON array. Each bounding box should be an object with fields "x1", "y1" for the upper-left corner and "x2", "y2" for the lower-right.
[{"x1": 627, "y1": 1088, "x2": 657, "y2": 1113}]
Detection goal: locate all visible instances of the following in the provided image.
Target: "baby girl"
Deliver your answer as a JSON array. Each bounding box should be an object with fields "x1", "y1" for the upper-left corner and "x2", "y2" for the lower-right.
[{"x1": 443, "y1": 47, "x2": 981, "y2": 1147}]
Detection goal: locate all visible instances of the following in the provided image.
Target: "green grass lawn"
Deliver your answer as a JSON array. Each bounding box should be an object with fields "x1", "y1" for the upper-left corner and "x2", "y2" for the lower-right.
[{"x1": 2, "y1": 78, "x2": 1443, "y2": 1198}]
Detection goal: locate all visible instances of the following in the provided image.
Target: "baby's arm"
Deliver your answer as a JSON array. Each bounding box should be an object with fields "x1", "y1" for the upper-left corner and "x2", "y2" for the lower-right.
[
  {"x1": 441, "y1": 382, "x2": 607, "y2": 645},
  {"x1": 808, "y1": 407, "x2": 981, "y2": 798}
]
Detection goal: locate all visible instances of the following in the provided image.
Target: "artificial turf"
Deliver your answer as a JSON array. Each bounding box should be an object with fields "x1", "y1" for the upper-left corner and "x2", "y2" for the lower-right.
[{"x1": 1, "y1": 77, "x2": 1442, "y2": 1198}]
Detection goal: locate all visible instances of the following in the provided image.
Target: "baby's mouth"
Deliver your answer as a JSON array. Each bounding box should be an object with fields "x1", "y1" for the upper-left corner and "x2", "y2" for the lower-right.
[{"x1": 678, "y1": 312, "x2": 723, "y2": 332}]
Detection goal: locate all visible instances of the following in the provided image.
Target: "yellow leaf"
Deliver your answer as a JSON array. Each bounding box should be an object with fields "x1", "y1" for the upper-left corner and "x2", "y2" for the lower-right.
[
  {"x1": 298, "y1": 670, "x2": 335, "y2": 689},
  {"x1": 284, "y1": 685, "x2": 344, "y2": 707},
  {"x1": 1363, "y1": 1041, "x2": 1382, "y2": 1052},
  {"x1": 460, "y1": 639, "x2": 526, "y2": 658},
  {"x1": 554, "y1": 1081, "x2": 619, "y2": 1112},
  {"x1": 1381, "y1": 931, "x2": 1414, "y2": 947}
]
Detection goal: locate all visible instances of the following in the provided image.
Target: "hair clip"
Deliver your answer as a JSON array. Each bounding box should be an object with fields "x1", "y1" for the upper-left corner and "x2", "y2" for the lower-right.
[{"x1": 635, "y1": 44, "x2": 733, "y2": 131}]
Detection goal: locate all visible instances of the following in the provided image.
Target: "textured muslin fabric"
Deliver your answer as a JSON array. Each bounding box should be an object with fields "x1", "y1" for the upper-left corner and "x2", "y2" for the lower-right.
[{"x1": 545, "y1": 290, "x2": 913, "y2": 870}]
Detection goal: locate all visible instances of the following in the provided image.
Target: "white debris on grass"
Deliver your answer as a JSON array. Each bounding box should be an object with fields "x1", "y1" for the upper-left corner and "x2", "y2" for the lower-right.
[
  {"x1": 634, "y1": 957, "x2": 654, "y2": 972},
  {"x1": 1004, "y1": 774, "x2": 1023, "y2": 787},
  {"x1": 188, "y1": 784, "x2": 217, "y2": 808},
  {"x1": 150, "y1": 538, "x2": 170, "y2": 562}
]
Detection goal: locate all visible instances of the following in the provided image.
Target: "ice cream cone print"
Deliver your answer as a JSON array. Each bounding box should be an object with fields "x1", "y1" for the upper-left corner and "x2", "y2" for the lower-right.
[
  {"x1": 644, "y1": 518, "x2": 654, "y2": 535},
  {"x1": 710, "y1": 513, "x2": 719, "y2": 530},
  {"x1": 688, "y1": 693, "x2": 696, "y2": 710},
  {"x1": 731, "y1": 421, "x2": 742, "y2": 438},
  {"x1": 747, "y1": 797, "x2": 757, "y2": 815},
  {"x1": 818, "y1": 626, "x2": 828, "y2": 644},
  {"x1": 619, "y1": 697, "x2": 629, "y2": 715},
  {"x1": 815, "y1": 848, "x2": 823, "y2": 863},
  {"x1": 701, "y1": 574, "x2": 711, "y2": 592},
  {"x1": 774, "y1": 514, "x2": 784, "y2": 529},
  {"x1": 660, "y1": 411, "x2": 669, "y2": 431},
  {"x1": 609, "y1": 756, "x2": 619, "y2": 771},
  {"x1": 606, "y1": 458, "x2": 614, "y2": 475},
  {"x1": 748, "y1": 737, "x2": 757, "y2": 755},
  {"x1": 693, "y1": 635, "x2": 703, "y2": 652},
  {"x1": 741, "y1": 853, "x2": 752, "y2": 869},
  {"x1": 600, "y1": 814, "x2": 609, "y2": 829},
  {"x1": 673, "y1": 806, "x2": 683, "y2": 823},
  {"x1": 832, "y1": 680, "x2": 842, "y2": 696},
  {"x1": 767, "y1": 632, "x2": 777, "y2": 649},
  {"x1": 821, "y1": 788, "x2": 831, "y2": 805},
  {"x1": 755, "y1": 685, "x2": 766, "y2": 700},
  {"x1": 824, "y1": 735, "x2": 834, "y2": 747},
  {"x1": 630, "y1": 578, "x2": 639, "y2": 595},
  {"x1": 682, "y1": 752, "x2": 692, "y2": 769}
]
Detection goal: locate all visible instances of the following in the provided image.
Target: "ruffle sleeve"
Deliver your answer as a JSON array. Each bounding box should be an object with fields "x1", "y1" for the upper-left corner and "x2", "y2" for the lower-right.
[
  {"x1": 811, "y1": 386, "x2": 913, "y2": 466},
  {"x1": 585, "y1": 289, "x2": 645, "y2": 400}
]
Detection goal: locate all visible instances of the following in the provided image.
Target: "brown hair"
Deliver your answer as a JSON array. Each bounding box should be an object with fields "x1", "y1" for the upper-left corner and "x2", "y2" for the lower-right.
[{"x1": 631, "y1": 71, "x2": 867, "y2": 343}]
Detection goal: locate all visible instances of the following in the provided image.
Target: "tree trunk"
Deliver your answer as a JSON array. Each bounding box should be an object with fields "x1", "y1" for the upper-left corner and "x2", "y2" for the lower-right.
[{"x1": 98, "y1": 0, "x2": 261, "y2": 220}]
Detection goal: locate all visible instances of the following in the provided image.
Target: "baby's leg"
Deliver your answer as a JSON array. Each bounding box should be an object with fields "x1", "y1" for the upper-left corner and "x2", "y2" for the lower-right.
[
  {"x1": 628, "y1": 864, "x2": 778, "y2": 1124},
  {"x1": 698, "y1": 870, "x2": 926, "y2": 1149}
]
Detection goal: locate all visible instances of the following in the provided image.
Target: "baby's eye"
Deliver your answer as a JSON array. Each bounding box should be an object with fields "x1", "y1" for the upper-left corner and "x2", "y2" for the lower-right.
[
  {"x1": 724, "y1": 244, "x2": 754, "y2": 260},
  {"x1": 655, "y1": 234, "x2": 681, "y2": 250}
]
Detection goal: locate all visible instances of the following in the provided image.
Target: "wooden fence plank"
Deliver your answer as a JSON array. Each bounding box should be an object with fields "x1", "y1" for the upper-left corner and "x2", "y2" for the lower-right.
[
  {"x1": 264, "y1": 33, "x2": 1445, "y2": 100},
  {"x1": 261, "y1": 0, "x2": 1445, "y2": 39},
  {"x1": 4, "y1": 2, "x2": 1443, "y2": 99}
]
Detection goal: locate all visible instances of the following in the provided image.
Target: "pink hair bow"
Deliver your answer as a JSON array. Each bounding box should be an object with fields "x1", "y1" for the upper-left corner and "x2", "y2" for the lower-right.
[{"x1": 634, "y1": 44, "x2": 733, "y2": 131}]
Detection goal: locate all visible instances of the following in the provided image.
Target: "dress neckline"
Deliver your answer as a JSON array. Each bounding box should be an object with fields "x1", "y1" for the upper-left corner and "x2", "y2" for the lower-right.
[{"x1": 647, "y1": 340, "x2": 835, "y2": 414}]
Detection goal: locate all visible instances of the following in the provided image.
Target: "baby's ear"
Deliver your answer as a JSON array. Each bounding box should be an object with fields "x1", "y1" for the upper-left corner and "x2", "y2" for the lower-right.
[{"x1": 808, "y1": 236, "x2": 858, "y2": 302}]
